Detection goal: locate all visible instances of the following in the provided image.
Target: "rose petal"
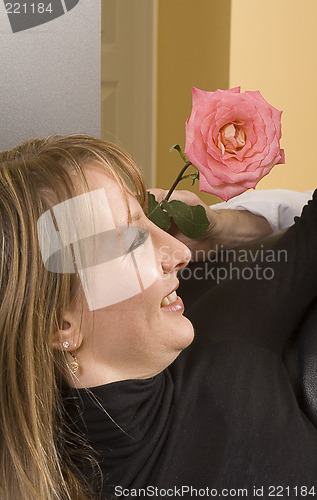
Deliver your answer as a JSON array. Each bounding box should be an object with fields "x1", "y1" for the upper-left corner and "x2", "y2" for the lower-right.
[{"x1": 199, "y1": 174, "x2": 250, "y2": 201}]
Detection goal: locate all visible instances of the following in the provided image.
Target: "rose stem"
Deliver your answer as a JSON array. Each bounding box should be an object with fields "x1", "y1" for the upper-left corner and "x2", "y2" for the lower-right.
[{"x1": 164, "y1": 161, "x2": 192, "y2": 202}]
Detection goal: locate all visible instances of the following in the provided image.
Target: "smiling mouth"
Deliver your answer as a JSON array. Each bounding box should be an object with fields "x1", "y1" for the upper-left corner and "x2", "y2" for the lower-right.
[{"x1": 160, "y1": 290, "x2": 178, "y2": 307}]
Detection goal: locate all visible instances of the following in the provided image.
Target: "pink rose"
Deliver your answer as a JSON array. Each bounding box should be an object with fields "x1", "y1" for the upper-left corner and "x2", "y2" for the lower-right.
[{"x1": 184, "y1": 87, "x2": 285, "y2": 201}]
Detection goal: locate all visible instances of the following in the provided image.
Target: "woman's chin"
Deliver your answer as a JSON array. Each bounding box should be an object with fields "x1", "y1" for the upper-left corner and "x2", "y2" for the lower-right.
[
  {"x1": 169, "y1": 315, "x2": 195, "y2": 352},
  {"x1": 182, "y1": 316, "x2": 195, "y2": 346}
]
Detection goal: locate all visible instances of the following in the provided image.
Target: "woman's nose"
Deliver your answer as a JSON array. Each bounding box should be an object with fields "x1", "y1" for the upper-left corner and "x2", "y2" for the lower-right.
[{"x1": 158, "y1": 231, "x2": 191, "y2": 274}]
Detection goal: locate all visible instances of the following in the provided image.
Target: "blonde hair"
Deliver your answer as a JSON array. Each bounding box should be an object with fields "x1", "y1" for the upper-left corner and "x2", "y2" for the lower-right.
[{"x1": 0, "y1": 134, "x2": 147, "y2": 499}]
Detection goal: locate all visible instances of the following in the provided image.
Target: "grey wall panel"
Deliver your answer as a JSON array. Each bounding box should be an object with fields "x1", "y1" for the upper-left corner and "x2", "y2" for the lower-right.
[{"x1": 0, "y1": 0, "x2": 100, "y2": 150}]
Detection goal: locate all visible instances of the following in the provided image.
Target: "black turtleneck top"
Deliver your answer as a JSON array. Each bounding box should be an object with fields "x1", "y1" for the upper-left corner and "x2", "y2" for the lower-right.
[{"x1": 64, "y1": 191, "x2": 317, "y2": 499}]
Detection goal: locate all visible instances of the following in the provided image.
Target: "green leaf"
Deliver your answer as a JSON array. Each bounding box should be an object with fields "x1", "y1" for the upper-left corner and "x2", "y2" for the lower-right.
[
  {"x1": 146, "y1": 193, "x2": 171, "y2": 231},
  {"x1": 169, "y1": 144, "x2": 188, "y2": 163},
  {"x1": 162, "y1": 200, "x2": 210, "y2": 239}
]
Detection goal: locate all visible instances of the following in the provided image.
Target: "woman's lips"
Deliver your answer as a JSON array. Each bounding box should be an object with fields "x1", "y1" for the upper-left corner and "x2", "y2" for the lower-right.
[
  {"x1": 161, "y1": 290, "x2": 178, "y2": 307},
  {"x1": 160, "y1": 295, "x2": 184, "y2": 313},
  {"x1": 160, "y1": 282, "x2": 183, "y2": 312}
]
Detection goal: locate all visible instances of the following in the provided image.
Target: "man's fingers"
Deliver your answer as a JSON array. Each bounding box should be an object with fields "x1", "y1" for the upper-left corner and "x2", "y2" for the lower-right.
[
  {"x1": 148, "y1": 188, "x2": 205, "y2": 207},
  {"x1": 147, "y1": 188, "x2": 168, "y2": 203}
]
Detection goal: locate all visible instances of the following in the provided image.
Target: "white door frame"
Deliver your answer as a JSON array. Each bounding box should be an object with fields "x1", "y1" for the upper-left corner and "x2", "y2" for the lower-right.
[{"x1": 101, "y1": 0, "x2": 157, "y2": 186}]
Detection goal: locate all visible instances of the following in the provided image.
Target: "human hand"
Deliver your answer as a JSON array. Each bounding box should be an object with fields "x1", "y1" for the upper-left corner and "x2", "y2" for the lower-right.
[
  {"x1": 148, "y1": 189, "x2": 220, "y2": 261},
  {"x1": 148, "y1": 189, "x2": 273, "y2": 261}
]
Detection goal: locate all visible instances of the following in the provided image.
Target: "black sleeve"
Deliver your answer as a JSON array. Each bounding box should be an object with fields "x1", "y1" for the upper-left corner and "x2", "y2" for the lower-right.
[{"x1": 186, "y1": 189, "x2": 317, "y2": 354}]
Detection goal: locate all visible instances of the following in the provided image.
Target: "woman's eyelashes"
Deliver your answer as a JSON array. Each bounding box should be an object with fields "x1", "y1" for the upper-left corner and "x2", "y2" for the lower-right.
[
  {"x1": 117, "y1": 226, "x2": 150, "y2": 259},
  {"x1": 126, "y1": 227, "x2": 149, "y2": 253}
]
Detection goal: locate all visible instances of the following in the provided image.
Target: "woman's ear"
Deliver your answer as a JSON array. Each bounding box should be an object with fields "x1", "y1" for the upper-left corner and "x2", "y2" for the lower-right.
[{"x1": 51, "y1": 312, "x2": 83, "y2": 352}]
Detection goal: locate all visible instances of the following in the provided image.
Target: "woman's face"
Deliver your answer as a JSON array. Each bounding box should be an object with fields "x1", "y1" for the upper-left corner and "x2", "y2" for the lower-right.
[{"x1": 64, "y1": 163, "x2": 194, "y2": 387}]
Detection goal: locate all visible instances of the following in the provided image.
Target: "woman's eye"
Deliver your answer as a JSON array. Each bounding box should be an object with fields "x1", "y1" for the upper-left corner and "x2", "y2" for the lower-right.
[
  {"x1": 118, "y1": 226, "x2": 149, "y2": 256},
  {"x1": 127, "y1": 228, "x2": 148, "y2": 253}
]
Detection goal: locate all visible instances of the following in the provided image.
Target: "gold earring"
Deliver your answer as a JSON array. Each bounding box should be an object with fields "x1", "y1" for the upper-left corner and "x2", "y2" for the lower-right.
[{"x1": 69, "y1": 352, "x2": 79, "y2": 374}]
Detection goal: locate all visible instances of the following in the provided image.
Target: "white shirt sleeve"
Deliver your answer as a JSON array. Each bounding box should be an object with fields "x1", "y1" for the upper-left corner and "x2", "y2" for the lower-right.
[{"x1": 210, "y1": 190, "x2": 313, "y2": 232}]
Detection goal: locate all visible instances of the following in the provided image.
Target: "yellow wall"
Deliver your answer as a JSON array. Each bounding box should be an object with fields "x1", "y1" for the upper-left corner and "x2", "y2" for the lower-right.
[
  {"x1": 156, "y1": 0, "x2": 231, "y2": 204},
  {"x1": 230, "y1": 0, "x2": 317, "y2": 191}
]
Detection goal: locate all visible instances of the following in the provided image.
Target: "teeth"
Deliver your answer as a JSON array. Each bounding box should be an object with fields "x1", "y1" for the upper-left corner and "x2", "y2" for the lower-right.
[
  {"x1": 167, "y1": 291, "x2": 177, "y2": 302},
  {"x1": 161, "y1": 297, "x2": 170, "y2": 307},
  {"x1": 161, "y1": 290, "x2": 178, "y2": 307}
]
